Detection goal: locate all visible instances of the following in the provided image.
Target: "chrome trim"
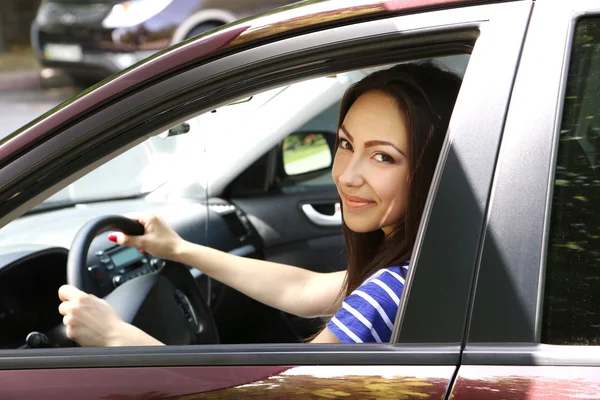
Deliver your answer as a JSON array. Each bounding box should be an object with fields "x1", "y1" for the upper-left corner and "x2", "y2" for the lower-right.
[
  {"x1": 464, "y1": 343, "x2": 600, "y2": 366},
  {"x1": 301, "y1": 203, "x2": 341, "y2": 227}
]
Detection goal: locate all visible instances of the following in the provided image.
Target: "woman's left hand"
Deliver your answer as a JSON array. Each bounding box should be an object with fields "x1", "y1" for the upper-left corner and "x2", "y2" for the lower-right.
[{"x1": 58, "y1": 285, "x2": 126, "y2": 347}]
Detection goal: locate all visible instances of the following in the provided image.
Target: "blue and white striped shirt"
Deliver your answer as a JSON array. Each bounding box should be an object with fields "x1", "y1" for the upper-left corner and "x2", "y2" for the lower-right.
[{"x1": 328, "y1": 264, "x2": 409, "y2": 343}]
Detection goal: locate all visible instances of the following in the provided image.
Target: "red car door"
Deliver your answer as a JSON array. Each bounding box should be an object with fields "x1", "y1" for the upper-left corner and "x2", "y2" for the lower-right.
[{"x1": 0, "y1": 1, "x2": 529, "y2": 399}]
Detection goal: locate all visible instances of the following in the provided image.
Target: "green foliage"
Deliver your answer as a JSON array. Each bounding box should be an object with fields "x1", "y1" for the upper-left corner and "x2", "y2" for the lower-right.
[{"x1": 544, "y1": 17, "x2": 600, "y2": 344}]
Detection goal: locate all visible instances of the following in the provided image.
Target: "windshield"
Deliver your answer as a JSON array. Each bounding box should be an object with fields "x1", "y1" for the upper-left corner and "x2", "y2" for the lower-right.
[{"x1": 41, "y1": 87, "x2": 287, "y2": 207}]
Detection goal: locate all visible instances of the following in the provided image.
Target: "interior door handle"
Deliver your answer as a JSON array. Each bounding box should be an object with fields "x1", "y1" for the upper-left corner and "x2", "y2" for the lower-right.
[{"x1": 301, "y1": 203, "x2": 341, "y2": 227}]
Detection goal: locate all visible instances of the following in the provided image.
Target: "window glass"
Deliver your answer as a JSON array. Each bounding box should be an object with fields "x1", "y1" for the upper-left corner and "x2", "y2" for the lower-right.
[{"x1": 543, "y1": 17, "x2": 600, "y2": 345}]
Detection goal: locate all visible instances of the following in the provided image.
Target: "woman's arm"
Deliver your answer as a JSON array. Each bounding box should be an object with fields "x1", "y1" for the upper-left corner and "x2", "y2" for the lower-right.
[
  {"x1": 113, "y1": 213, "x2": 347, "y2": 318},
  {"x1": 58, "y1": 264, "x2": 346, "y2": 347},
  {"x1": 60, "y1": 213, "x2": 349, "y2": 347},
  {"x1": 310, "y1": 327, "x2": 342, "y2": 343},
  {"x1": 174, "y1": 240, "x2": 346, "y2": 318}
]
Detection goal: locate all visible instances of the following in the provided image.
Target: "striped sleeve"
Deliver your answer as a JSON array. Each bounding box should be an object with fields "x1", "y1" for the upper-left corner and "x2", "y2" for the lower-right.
[{"x1": 327, "y1": 265, "x2": 408, "y2": 343}]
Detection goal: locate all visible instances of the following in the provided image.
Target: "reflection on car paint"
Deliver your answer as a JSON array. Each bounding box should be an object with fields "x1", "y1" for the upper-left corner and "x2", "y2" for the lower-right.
[
  {"x1": 166, "y1": 365, "x2": 454, "y2": 399},
  {"x1": 0, "y1": 365, "x2": 454, "y2": 399},
  {"x1": 452, "y1": 365, "x2": 600, "y2": 399}
]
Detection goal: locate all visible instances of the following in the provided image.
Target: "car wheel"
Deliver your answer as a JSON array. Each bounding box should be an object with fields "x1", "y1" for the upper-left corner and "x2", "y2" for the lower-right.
[{"x1": 184, "y1": 22, "x2": 222, "y2": 40}]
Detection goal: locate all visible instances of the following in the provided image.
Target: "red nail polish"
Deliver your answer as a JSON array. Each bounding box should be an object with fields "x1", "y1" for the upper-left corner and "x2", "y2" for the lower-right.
[
  {"x1": 140, "y1": 250, "x2": 146, "y2": 254},
  {"x1": 108, "y1": 234, "x2": 117, "y2": 242}
]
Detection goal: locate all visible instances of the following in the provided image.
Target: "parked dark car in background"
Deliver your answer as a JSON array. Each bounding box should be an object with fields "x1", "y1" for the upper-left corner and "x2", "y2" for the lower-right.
[{"x1": 30, "y1": 0, "x2": 297, "y2": 85}]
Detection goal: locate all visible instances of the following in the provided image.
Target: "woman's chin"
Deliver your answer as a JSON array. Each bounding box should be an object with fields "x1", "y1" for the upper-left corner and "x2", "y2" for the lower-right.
[{"x1": 345, "y1": 220, "x2": 382, "y2": 234}]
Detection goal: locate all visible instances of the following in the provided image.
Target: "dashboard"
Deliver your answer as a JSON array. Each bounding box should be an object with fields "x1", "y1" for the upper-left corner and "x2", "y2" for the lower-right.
[{"x1": 0, "y1": 197, "x2": 261, "y2": 348}]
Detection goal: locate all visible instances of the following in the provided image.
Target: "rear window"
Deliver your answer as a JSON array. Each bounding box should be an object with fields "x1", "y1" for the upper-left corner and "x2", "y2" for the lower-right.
[{"x1": 543, "y1": 17, "x2": 600, "y2": 345}]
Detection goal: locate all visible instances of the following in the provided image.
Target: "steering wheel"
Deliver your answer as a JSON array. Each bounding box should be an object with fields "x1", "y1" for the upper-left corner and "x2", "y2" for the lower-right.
[{"x1": 57, "y1": 215, "x2": 219, "y2": 346}]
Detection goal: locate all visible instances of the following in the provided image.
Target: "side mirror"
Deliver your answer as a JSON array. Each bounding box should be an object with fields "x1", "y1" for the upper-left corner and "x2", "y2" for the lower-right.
[
  {"x1": 281, "y1": 131, "x2": 335, "y2": 177},
  {"x1": 158, "y1": 122, "x2": 191, "y2": 139},
  {"x1": 167, "y1": 122, "x2": 190, "y2": 137}
]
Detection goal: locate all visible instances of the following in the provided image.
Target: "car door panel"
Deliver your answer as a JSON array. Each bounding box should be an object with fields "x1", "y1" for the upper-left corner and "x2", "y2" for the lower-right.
[
  {"x1": 232, "y1": 189, "x2": 344, "y2": 274},
  {"x1": 0, "y1": 362, "x2": 456, "y2": 399},
  {"x1": 229, "y1": 190, "x2": 344, "y2": 342}
]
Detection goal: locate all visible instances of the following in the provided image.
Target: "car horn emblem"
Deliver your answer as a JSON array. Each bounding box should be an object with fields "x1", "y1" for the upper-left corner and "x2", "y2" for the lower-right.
[{"x1": 60, "y1": 13, "x2": 77, "y2": 25}]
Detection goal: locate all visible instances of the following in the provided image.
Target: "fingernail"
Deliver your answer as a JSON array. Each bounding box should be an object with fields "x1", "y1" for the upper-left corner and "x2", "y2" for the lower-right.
[
  {"x1": 108, "y1": 234, "x2": 117, "y2": 242},
  {"x1": 140, "y1": 250, "x2": 146, "y2": 254}
]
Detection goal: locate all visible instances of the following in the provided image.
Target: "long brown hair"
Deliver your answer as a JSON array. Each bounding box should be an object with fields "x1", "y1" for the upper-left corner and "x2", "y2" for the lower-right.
[{"x1": 337, "y1": 61, "x2": 462, "y2": 300}]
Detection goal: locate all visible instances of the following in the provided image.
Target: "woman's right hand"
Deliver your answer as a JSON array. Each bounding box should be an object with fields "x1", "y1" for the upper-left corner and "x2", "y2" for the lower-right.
[{"x1": 109, "y1": 213, "x2": 184, "y2": 261}]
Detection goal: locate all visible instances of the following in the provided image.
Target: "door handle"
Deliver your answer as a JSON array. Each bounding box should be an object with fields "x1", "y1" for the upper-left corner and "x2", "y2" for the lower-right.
[{"x1": 301, "y1": 203, "x2": 341, "y2": 227}]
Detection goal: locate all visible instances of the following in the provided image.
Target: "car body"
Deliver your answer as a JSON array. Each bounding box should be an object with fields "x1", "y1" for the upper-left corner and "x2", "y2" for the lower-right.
[
  {"x1": 30, "y1": 0, "x2": 296, "y2": 84},
  {"x1": 2, "y1": 0, "x2": 600, "y2": 398}
]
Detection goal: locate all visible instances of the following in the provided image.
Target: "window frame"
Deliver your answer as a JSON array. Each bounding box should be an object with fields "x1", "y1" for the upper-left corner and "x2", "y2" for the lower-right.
[
  {"x1": 0, "y1": 2, "x2": 530, "y2": 369},
  {"x1": 464, "y1": 0, "x2": 600, "y2": 366}
]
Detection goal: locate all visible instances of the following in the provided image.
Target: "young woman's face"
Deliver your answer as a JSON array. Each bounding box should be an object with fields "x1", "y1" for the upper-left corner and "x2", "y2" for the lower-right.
[{"x1": 332, "y1": 90, "x2": 410, "y2": 235}]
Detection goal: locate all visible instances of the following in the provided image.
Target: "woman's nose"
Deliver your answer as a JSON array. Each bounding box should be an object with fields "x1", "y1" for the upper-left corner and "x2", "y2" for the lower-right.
[{"x1": 337, "y1": 158, "x2": 365, "y2": 187}]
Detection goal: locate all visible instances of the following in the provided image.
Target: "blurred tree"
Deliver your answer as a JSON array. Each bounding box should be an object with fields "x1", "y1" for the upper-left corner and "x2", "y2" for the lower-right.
[
  {"x1": 0, "y1": 0, "x2": 41, "y2": 49},
  {"x1": 0, "y1": 18, "x2": 6, "y2": 52}
]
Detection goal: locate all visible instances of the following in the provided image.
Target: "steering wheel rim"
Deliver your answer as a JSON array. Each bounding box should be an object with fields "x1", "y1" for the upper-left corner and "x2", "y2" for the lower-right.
[
  {"x1": 64, "y1": 215, "x2": 219, "y2": 346},
  {"x1": 67, "y1": 215, "x2": 144, "y2": 291}
]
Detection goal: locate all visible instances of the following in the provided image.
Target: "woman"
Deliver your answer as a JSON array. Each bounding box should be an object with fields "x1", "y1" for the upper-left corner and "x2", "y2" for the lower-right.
[{"x1": 57, "y1": 62, "x2": 462, "y2": 346}]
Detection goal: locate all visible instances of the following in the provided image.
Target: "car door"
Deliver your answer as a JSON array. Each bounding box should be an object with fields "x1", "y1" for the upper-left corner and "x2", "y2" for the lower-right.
[
  {"x1": 0, "y1": 1, "x2": 530, "y2": 398},
  {"x1": 450, "y1": 0, "x2": 600, "y2": 398}
]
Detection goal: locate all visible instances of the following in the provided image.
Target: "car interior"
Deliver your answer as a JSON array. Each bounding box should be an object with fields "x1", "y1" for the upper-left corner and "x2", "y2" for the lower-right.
[{"x1": 0, "y1": 54, "x2": 470, "y2": 349}]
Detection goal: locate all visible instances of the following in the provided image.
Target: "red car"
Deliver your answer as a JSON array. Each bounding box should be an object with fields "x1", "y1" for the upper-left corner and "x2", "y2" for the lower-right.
[{"x1": 2, "y1": 0, "x2": 600, "y2": 398}]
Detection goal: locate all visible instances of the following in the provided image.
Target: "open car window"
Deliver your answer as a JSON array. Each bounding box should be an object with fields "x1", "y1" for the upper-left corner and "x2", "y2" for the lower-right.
[{"x1": 33, "y1": 55, "x2": 469, "y2": 211}]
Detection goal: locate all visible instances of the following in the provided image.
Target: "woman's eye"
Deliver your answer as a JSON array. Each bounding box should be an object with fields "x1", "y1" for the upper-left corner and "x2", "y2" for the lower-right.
[
  {"x1": 374, "y1": 153, "x2": 394, "y2": 163},
  {"x1": 339, "y1": 139, "x2": 352, "y2": 151}
]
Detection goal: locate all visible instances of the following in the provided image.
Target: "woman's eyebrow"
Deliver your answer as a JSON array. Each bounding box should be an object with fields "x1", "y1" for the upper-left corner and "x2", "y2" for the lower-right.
[
  {"x1": 341, "y1": 125, "x2": 407, "y2": 157},
  {"x1": 364, "y1": 140, "x2": 407, "y2": 157}
]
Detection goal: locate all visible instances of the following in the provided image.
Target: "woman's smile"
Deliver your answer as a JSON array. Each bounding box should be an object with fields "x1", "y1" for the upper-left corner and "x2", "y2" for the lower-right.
[{"x1": 341, "y1": 193, "x2": 376, "y2": 209}]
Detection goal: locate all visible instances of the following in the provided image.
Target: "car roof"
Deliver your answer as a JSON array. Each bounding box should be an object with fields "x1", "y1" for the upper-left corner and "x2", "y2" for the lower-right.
[{"x1": 0, "y1": 0, "x2": 486, "y2": 163}]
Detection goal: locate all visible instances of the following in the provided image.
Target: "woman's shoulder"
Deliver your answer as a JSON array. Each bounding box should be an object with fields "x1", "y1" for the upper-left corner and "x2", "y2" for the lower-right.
[
  {"x1": 362, "y1": 262, "x2": 409, "y2": 288},
  {"x1": 328, "y1": 262, "x2": 409, "y2": 343}
]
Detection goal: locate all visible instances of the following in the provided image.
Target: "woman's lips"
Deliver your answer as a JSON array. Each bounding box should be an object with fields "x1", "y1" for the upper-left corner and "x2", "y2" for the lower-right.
[{"x1": 342, "y1": 194, "x2": 375, "y2": 209}]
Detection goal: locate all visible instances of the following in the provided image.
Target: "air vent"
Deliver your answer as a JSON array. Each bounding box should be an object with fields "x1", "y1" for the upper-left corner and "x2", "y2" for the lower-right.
[{"x1": 222, "y1": 211, "x2": 249, "y2": 240}]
